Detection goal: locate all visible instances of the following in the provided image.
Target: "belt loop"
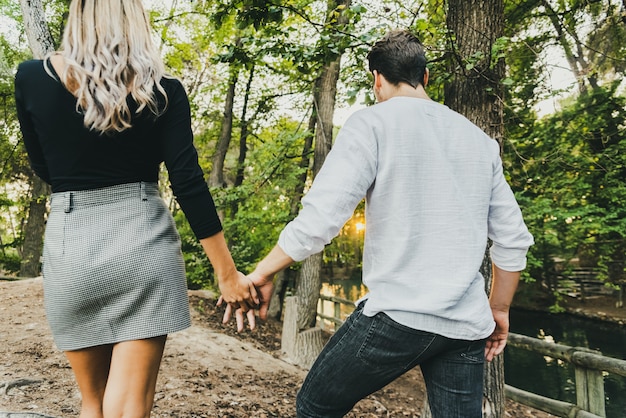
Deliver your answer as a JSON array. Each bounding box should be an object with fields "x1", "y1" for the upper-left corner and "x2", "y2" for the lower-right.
[
  {"x1": 64, "y1": 192, "x2": 73, "y2": 213},
  {"x1": 140, "y1": 182, "x2": 147, "y2": 201}
]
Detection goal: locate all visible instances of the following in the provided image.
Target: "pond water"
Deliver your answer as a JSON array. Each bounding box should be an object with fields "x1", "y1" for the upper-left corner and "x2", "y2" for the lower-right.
[
  {"x1": 506, "y1": 309, "x2": 626, "y2": 418},
  {"x1": 320, "y1": 278, "x2": 626, "y2": 417}
]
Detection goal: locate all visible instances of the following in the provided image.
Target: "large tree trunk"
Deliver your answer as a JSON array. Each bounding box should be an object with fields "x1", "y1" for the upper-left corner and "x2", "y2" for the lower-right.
[
  {"x1": 295, "y1": 0, "x2": 351, "y2": 330},
  {"x1": 445, "y1": 0, "x2": 505, "y2": 143},
  {"x1": 19, "y1": 0, "x2": 55, "y2": 277},
  {"x1": 436, "y1": 1, "x2": 506, "y2": 417}
]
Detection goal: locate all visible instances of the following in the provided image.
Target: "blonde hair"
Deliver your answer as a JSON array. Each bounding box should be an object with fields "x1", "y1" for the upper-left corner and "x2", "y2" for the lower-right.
[{"x1": 49, "y1": 0, "x2": 167, "y2": 134}]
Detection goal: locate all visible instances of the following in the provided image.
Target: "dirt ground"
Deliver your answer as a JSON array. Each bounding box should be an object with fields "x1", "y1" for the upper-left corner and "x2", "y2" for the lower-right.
[{"x1": 2, "y1": 278, "x2": 620, "y2": 418}]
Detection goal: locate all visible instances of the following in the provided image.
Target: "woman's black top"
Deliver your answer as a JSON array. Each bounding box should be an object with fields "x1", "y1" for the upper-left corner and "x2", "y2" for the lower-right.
[{"x1": 14, "y1": 59, "x2": 221, "y2": 239}]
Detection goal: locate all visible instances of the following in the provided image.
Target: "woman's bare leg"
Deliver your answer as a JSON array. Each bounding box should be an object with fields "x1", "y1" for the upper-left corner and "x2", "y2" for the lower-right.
[
  {"x1": 102, "y1": 335, "x2": 167, "y2": 418},
  {"x1": 65, "y1": 344, "x2": 114, "y2": 418}
]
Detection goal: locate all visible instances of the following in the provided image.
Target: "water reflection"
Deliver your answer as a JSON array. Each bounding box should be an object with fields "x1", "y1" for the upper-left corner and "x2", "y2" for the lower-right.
[
  {"x1": 318, "y1": 279, "x2": 366, "y2": 328},
  {"x1": 506, "y1": 309, "x2": 626, "y2": 418}
]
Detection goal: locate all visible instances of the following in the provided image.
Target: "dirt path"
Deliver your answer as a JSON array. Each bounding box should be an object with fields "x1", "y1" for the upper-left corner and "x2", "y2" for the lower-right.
[{"x1": 1, "y1": 278, "x2": 555, "y2": 417}]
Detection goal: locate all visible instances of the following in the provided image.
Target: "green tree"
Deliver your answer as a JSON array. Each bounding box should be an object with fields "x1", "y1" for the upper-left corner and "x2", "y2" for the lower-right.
[
  {"x1": 505, "y1": 84, "x2": 626, "y2": 299},
  {"x1": 435, "y1": 0, "x2": 508, "y2": 417},
  {"x1": 16, "y1": 0, "x2": 58, "y2": 278}
]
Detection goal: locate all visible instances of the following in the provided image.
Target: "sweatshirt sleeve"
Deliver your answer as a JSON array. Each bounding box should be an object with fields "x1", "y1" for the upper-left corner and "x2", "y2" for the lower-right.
[
  {"x1": 157, "y1": 79, "x2": 222, "y2": 239},
  {"x1": 14, "y1": 62, "x2": 51, "y2": 184},
  {"x1": 278, "y1": 110, "x2": 378, "y2": 261},
  {"x1": 488, "y1": 156, "x2": 534, "y2": 271}
]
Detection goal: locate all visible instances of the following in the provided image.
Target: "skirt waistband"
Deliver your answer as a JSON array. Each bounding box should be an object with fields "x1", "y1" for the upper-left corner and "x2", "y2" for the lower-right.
[{"x1": 50, "y1": 182, "x2": 160, "y2": 213}]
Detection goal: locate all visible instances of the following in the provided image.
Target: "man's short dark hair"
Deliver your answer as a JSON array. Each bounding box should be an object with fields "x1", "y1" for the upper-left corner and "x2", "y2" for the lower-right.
[{"x1": 367, "y1": 30, "x2": 427, "y2": 88}]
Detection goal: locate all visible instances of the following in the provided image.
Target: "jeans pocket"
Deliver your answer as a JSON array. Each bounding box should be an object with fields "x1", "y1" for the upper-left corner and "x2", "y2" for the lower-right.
[
  {"x1": 355, "y1": 313, "x2": 436, "y2": 369},
  {"x1": 459, "y1": 340, "x2": 487, "y2": 363}
]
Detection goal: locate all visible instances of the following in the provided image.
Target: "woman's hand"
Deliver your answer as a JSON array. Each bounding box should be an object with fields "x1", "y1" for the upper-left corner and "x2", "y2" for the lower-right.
[{"x1": 217, "y1": 271, "x2": 259, "y2": 332}]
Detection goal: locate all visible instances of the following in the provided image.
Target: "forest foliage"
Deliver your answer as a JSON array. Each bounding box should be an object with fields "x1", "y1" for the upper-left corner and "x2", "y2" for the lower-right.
[{"x1": 1, "y1": 0, "x2": 625, "y2": 303}]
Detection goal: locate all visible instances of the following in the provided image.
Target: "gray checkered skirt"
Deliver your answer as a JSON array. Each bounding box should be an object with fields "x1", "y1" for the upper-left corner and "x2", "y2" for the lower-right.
[{"x1": 42, "y1": 182, "x2": 191, "y2": 351}]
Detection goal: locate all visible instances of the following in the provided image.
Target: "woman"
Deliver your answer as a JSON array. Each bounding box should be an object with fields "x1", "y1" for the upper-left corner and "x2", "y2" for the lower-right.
[{"x1": 14, "y1": 1, "x2": 258, "y2": 417}]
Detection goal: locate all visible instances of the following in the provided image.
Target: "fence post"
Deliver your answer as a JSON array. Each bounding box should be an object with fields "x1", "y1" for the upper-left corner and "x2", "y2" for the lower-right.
[
  {"x1": 333, "y1": 300, "x2": 341, "y2": 332},
  {"x1": 573, "y1": 347, "x2": 606, "y2": 418},
  {"x1": 317, "y1": 298, "x2": 326, "y2": 331}
]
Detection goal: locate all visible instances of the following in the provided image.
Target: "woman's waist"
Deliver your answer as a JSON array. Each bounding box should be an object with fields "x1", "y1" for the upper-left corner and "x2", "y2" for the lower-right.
[{"x1": 49, "y1": 181, "x2": 161, "y2": 210}]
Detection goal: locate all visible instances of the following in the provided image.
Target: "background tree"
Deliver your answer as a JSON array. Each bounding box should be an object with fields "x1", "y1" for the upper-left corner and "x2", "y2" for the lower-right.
[
  {"x1": 295, "y1": 0, "x2": 353, "y2": 331},
  {"x1": 431, "y1": 0, "x2": 508, "y2": 417},
  {"x1": 16, "y1": 0, "x2": 57, "y2": 277},
  {"x1": 502, "y1": 0, "x2": 626, "y2": 305}
]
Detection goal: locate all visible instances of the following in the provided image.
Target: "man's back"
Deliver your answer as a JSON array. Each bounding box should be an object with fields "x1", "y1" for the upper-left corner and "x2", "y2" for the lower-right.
[{"x1": 280, "y1": 96, "x2": 532, "y2": 340}]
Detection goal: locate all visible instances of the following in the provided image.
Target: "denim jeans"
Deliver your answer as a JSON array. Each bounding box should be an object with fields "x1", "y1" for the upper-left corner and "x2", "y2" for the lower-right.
[{"x1": 296, "y1": 303, "x2": 486, "y2": 418}]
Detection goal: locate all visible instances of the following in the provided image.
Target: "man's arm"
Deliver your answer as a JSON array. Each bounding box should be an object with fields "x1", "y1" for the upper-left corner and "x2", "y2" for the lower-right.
[
  {"x1": 248, "y1": 245, "x2": 295, "y2": 319},
  {"x1": 485, "y1": 263, "x2": 520, "y2": 362}
]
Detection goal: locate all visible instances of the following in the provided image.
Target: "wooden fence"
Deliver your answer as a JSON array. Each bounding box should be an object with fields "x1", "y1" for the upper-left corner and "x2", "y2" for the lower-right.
[
  {"x1": 317, "y1": 294, "x2": 355, "y2": 331},
  {"x1": 316, "y1": 295, "x2": 626, "y2": 418}
]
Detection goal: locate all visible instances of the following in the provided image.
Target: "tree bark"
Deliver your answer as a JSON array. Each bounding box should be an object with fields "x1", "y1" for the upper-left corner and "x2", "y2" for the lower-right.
[
  {"x1": 19, "y1": 0, "x2": 55, "y2": 59},
  {"x1": 282, "y1": 296, "x2": 324, "y2": 369},
  {"x1": 209, "y1": 68, "x2": 237, "y2": 188},
  {"x1": 234, "y1": 65, "x2": 255, "y2": 189},
  {"x1": 445, "y1": 0, "x2": 505, "y2": 143},
  {"x1": 19, "y1": 176, "x2": 48, "y2": 277},
  {"x1": 18, "y1": 0, "x2": 55, "y2": 277},
  {"x1": 440, "y1": 1, "x2": 506, "y2": 417},
  {"x1": 268, "y1": 106, "x2": 316, "y2": 320},
  {"x1": 295, "y1": 0, "x2": 351, "y2": 331}
]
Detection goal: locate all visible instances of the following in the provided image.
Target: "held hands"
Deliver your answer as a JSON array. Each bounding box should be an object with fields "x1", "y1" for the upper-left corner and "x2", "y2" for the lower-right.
[
  {"x1": 485, "y1": 308, "x2": 510, "y2": 362},
  {"x1": 246, "y1": 270, "x2": 274, "y2": 321},
  {"x1": 220, "y1": 270, "x2": 275, "y2": 332},
  {"x1": 216, "y1": 270, "x2": 259, "y2": 332}
]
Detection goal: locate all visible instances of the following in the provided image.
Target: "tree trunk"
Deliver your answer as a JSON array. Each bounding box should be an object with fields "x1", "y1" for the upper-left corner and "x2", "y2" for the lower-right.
[
  {"x1": 296, "y1": 252, "x2": 323, "y2": 329},
  {"x1": 229, "y1": 65, "x2": 256, "y2": 219},
  {"x1": 282, "y1": 296, "x2": 324, "y2": 369},
  {"x1": 19, "y1": 0, "x2": 55, "y2": 59},
  {"x1": 234, "y1": 65, "x2": 255, "y2": 189},
  {"x1": 209, "y1": 67, "x2": 238, "y2": 188},
  {"x1": 438, "y1": 1, "x2": 506, "y2": 417},
  {"x1": 445, "y1": 0, "x2": 505, "y2": 143},
  {"x1": 268, "y1": 106, "x2": 316, "y2": 320},
  {"x1": 19, "y1": 0, "x2": 55, "y2": 277},
  {"x1": 19, "y1": 176, "x2": 49, "y2": 277},
  {"x1": 295, "y1": 0, "x2": 351, "y2": 331},
  {"x1": 291, "y1": 105, "x2": 316, "y2": 216}
]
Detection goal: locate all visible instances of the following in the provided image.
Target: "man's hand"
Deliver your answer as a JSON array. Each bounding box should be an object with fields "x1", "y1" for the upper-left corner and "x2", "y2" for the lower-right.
[
  {"x1": 248, "y1": 270, "x2": 275, "y2": 320},
  {"x1": 219, "y1": 270, "x2": 275, "y2": 331},
  {"x1": 485, "y1": 308, "x2": 510, "y2": 362},
  {"x1": 217, "y1": 271, "x2": 259, "y2": 331},
  {"x1": 220, "y1": 244, "x2": 293, "y2": 331}
]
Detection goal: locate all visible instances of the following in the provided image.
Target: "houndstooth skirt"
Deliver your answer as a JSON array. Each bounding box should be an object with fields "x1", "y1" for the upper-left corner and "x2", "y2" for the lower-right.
[{"x1": 42, "y1": 182, "x2": 191, "y2": 351}]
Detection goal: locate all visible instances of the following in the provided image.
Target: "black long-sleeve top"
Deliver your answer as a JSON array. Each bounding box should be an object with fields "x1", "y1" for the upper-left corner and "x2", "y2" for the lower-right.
[{"x1": 14, "y1": 59, "x2": 222, "y2": 239}]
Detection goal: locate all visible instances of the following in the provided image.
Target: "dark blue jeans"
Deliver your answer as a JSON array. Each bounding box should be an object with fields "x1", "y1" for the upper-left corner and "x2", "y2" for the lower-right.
[{"x1": 296, "y1": 303, "x2": 486, "y2": 418}]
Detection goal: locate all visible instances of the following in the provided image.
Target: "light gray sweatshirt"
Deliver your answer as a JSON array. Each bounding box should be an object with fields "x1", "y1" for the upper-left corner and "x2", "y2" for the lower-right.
[{"x1": 278, "y1": 97, "x2": 534, "y2": 340}]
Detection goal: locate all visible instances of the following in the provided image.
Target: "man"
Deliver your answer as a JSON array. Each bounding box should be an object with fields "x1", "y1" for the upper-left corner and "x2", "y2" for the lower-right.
[{"x1": 234, "y1": 30, "x2": 533, "y2": 417}]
